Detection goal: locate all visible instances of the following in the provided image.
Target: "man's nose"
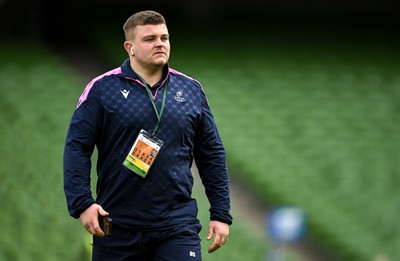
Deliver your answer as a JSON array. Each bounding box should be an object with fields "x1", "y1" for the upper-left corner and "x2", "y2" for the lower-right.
[{"x1": 155, "y1": 38, "x2": 164, "y2": 47}]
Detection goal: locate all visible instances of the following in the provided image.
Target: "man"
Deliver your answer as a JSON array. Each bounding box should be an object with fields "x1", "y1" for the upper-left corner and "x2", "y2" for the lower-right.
[{"x1": 64, "y1": 10, "x2": 232, "y2": 260}]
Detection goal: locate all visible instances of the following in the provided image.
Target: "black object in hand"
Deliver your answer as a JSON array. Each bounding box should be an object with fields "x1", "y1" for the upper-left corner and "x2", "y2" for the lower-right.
[{"x1": 99, "y1": 216, "x2": 112, "y2": 237}]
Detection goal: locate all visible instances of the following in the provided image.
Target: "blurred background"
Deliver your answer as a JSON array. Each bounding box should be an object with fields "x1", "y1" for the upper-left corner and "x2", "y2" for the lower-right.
[{"x1": 1, "y1": 0, "x2": 399, "y2": 260}]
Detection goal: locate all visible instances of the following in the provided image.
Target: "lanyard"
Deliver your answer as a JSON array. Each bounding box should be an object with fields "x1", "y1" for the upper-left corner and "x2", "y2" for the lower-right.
[{"x1": 137, "y1": 75, "x2": 168, "y2": 135}]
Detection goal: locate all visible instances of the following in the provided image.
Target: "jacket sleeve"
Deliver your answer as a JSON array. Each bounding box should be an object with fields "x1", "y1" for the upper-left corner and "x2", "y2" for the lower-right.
[
  {"x1": 193, "y1": 88, "x2": 233, "y2": 225},
  {"x1": 63, "y1": 85, "x2": 102, "y2": 219}
]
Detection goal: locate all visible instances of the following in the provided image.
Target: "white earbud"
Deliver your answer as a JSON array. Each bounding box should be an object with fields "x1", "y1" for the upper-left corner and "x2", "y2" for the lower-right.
[{"x1": 130, "y1": 47, "x2": 134, "y2": 55}]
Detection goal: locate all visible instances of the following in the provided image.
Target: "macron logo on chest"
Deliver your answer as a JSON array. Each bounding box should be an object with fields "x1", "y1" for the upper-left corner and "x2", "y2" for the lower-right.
[{"x1": 120, "y1": 89, "x2": 130, "y2": 99}]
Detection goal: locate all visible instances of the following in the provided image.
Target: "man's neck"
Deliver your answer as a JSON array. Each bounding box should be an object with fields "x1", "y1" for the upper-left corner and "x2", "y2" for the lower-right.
[{"x1": 131, "y1": 62, "x2": 163, "y2": 87}]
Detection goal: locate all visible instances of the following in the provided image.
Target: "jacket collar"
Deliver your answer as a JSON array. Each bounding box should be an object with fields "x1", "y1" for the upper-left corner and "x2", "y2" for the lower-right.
[{"x1": 120, "y1": 59, "x2": 169, "y2": 89}]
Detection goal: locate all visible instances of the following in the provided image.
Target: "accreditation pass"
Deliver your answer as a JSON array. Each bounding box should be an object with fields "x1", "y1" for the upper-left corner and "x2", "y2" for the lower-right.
[{"x1": 123, "y1": 129, "x2": 164, "y2": 177}]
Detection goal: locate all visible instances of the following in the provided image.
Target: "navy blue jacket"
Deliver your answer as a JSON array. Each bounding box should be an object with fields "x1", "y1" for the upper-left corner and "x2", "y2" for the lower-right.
[{"x1": 63, "y1": 59, "x2": 232, "y2": 229}]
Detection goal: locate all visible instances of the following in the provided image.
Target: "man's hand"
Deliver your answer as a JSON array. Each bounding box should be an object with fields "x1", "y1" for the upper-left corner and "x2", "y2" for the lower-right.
[
  {"x1": 79, "y1": 204, "x2": 109, "y2": 237},
  {"x1": 207, "y1": 220, "x2": 230, "y2": 253}
]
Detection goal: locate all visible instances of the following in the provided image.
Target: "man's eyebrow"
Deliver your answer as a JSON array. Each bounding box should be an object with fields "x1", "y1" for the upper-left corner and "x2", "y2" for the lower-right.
[{"x1": 142, "y1": 33, "x2": 169, "y2": 38}]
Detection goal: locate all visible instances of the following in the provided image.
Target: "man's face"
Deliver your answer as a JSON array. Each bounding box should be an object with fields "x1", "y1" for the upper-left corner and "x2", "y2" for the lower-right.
[{"x1": 130, "y1": 24, "x2": 170, "y2": 69}]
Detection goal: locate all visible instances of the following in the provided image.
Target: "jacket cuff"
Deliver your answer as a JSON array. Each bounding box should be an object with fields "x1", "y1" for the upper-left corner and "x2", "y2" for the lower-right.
[
  {"x1": 210, "y1": 212, "x2": 233, "y2": 225},
  {"x1": 70, "y1": 200, "x2": 96, "y2": 219}
]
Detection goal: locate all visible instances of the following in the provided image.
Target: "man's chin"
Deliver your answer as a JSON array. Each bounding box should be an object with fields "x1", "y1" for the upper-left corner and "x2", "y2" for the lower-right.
[
  {"x1": 153, "y1": 53, "x2": 168, "y2": 61},
  {"x1": 152, "y1": 59, "x2": 168, "y2": 67}
]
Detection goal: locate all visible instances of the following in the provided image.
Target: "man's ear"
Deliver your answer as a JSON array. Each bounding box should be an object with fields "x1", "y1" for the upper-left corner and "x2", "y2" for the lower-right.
[{"x1": 124, "y1": 41, "x2": 134, "y2": 56}]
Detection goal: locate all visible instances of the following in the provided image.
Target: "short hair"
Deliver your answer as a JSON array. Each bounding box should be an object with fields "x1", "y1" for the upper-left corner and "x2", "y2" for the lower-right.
[{"x1": 123, "y1": 10, "x2": 166, "y2": 40}]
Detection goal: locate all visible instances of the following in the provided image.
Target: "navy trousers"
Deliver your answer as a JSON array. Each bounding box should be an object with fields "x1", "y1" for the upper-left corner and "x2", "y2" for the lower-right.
[{"x1": 92, "y1": 223, "x2": 202, "y2": 261}]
